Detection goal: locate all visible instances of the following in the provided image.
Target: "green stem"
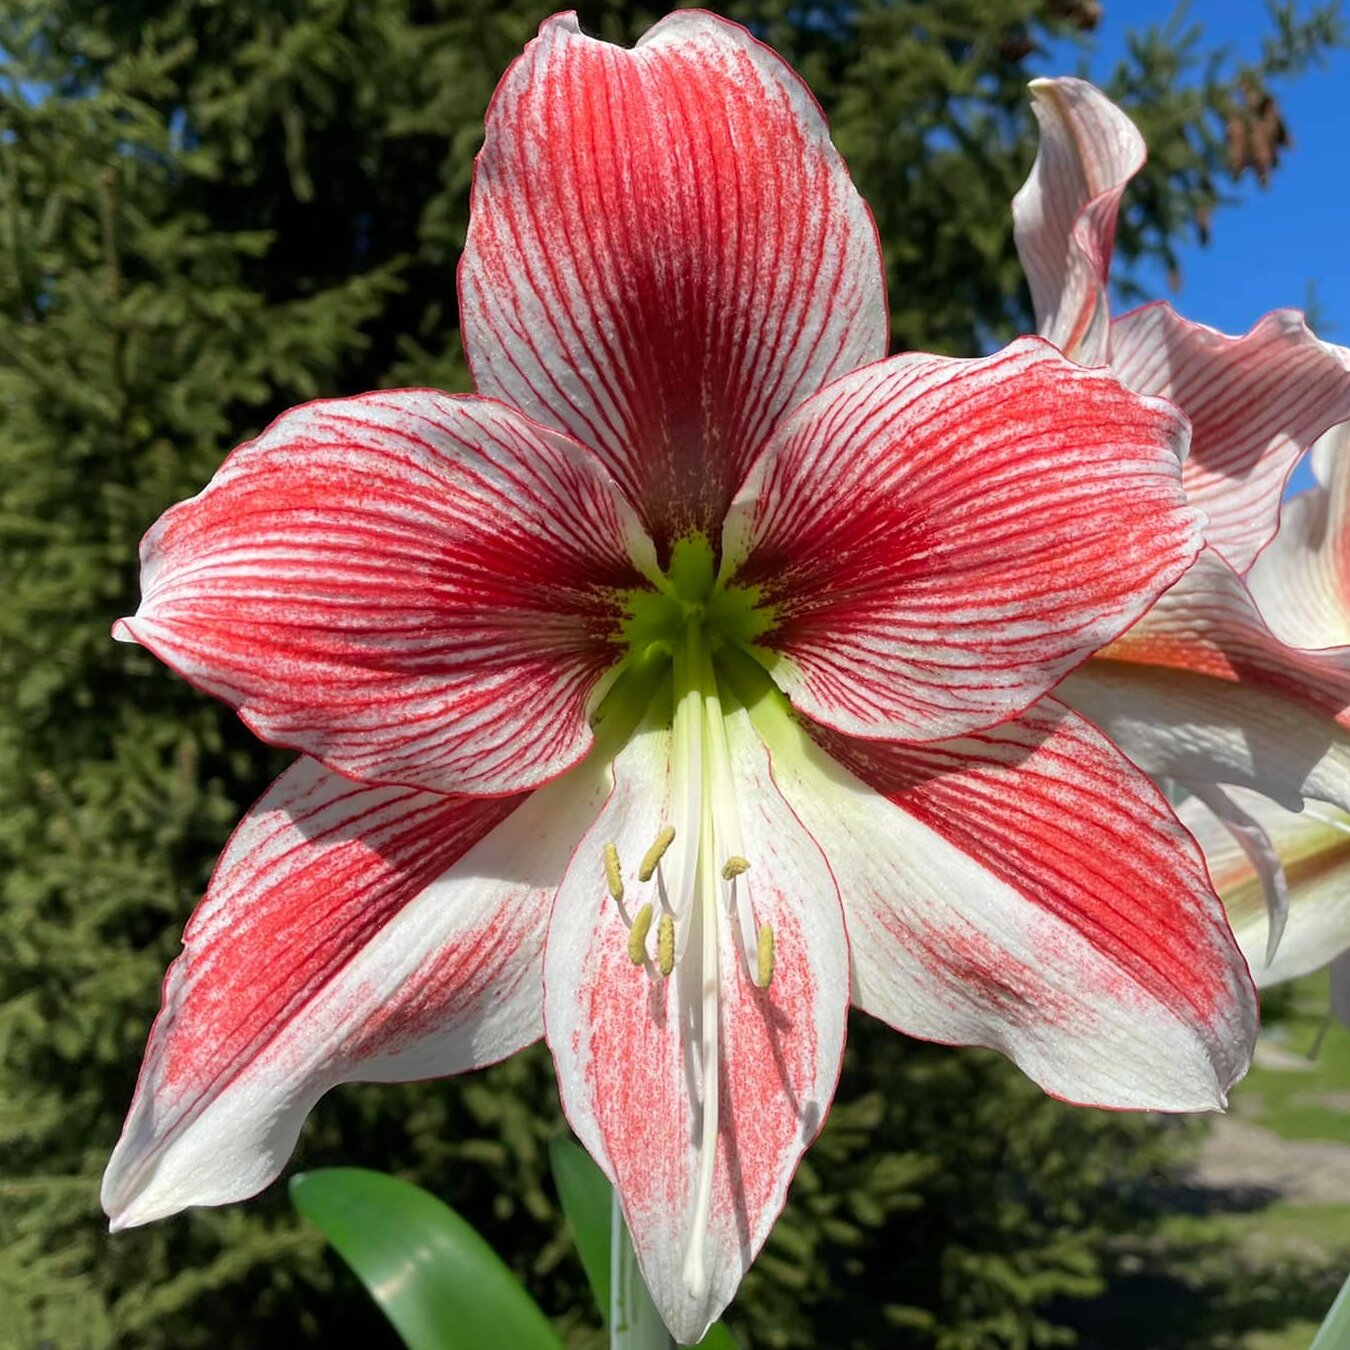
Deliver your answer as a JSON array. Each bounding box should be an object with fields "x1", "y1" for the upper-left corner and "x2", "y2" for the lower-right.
[{"x1": 609, "y1": 1192, "x2": 673, "y2": 1350}]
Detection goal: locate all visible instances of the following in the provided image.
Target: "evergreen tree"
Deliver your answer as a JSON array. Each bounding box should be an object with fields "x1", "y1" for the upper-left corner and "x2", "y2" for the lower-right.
[{"x1": 0, "y1": 2, "x2": 1341, "y2": 1346}]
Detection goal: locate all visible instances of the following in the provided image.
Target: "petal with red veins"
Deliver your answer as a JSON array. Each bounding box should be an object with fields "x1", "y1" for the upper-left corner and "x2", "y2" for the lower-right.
[
  {"x1": 116, "y1": 391, "x2": 651, "y2": 795},
  {"x1": 1178, "y1": 787, "x2": 1350, "y2": 987},
  {"x1": 102, "y1": 752, "x2": 611, "y2": 1230},
  {"x1": 543, "y1": 707, "x2": 848, "y2": 1343},
  {"x1": 745, "y1": 690, "x2": 1256, "y2": 1110},
  {"x1": 1012, "y1": 77, "x2": 1143, "y2": 366},
  {"x1": 1060, "y1": 550, "x2": 1350, "y2": 812},
  {"x1": 1109, "y1": 305, "x2": 1350, "y2": 571},
  {"x1": 1248, "y1": 421, "x2": 1350, "y2": 648},
  {"x1": 460, "y1": 10, "x2": 887, "y2": 551},
  {"x1": 723, "y1": 337, "x2": 1199, "y2": 743}
]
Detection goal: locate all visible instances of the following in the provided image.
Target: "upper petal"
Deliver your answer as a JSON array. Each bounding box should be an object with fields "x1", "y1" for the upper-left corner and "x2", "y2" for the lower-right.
[
  {"x1": 1060, "y1": 549, "x2": 1350, "y2": 813},
  {"x1": 543, "y1": 704, "x2": 848, "y2": 1342},
  {"x1": 723, "y1": 337, "x2": 1199, "y2": 743},
  {"x1": 117, "y1": 391, "x2": 651, "y2": 795},
  {"x1": 1109, "y1": 305, "x2": 1350, "y2": 571},
  {"x1": 102, "y1": 753, "x2": 613, "y2": 1229},
  {"x1": 1011, "y1": 77, "x2": 1144, "y2": 366},
  {"x1": 460, "y1": 10, "x2": 888, "y2": 552},
  {"x1": 1247, "y1": 421, "x2": 1350, "y2": 648},
  {"x1": 1178, "y1": 787, "x2": 1350, "y2": 988},
  {"x1": 744, "y1": 689, "x2": 1256, "y2": 1111}
]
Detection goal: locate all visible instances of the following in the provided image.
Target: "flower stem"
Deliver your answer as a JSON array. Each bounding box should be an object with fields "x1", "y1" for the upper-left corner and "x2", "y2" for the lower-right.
[{"x1": 609, "y1": 1191, "x2": 673, "y2": 1350}]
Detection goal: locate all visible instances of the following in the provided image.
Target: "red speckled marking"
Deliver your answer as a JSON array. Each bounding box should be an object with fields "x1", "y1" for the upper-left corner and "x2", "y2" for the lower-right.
[
  {"x1": 880, "y1": 917, "x2": 1079, "y2": 1026},
  {"x1": 347, "y1": 909, "x2": 534, "y2": 1061},
  {"x1": 581, "y1": 883, "x2": 817, "y2": 1252}
]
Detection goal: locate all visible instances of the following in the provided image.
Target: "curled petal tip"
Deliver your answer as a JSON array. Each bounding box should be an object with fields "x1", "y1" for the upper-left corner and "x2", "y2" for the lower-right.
[
  {"x1": 538, "y1": 9, "x2": 580, "y2": 37},
  {"x1": 111, "y1": 616, "x2": 139, "y2": 645}
]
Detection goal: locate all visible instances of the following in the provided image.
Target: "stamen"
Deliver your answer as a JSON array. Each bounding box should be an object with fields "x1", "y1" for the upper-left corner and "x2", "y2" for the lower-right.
[
  {"x1": 627, "y1": 903, "x2": 653, "y2": 965},
  {"x1": 603, "y1": 842, "x2": 624, "y2": 903},
  {"x1": 721, "y1": 855, "x2": 750, "y2": 880},
  {"x1": 638, "y1": 825, "x2": 677, "y2": 882},
  {"x1": 657, "y1": 914, "x2": 675, "y2": 977},
  {"x1": 683, "y1": 640, "x2": 726, "y2": 1302},
  {"x1": 756, "y1": 923, "x2": 775, "y2": 989}
]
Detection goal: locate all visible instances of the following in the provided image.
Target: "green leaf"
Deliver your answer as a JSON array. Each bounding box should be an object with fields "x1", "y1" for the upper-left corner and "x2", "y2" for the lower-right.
[
  {"x1": 290, "y1": 1168, "x2": 563, "y2": 1350},
  {"x1": 549, "y1": 1134, "x2": 614, "y2": 1316},
  {"x1": 547, "y1": 1137, "x2": 739, "y2": 1350},
  {"x1": 1311, "y1": 1266, "x2": 1350, "y2": 1350}
]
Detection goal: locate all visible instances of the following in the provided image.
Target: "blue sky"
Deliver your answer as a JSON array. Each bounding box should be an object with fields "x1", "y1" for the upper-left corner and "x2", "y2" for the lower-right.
[{"x1": 1043, "y1": 0, "x2": 1349, "y2": 494}]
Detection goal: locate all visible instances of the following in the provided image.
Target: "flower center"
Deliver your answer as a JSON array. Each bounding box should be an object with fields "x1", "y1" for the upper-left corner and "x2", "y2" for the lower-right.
[{"x1": 601, "y1": 535, "x2": 775, "y2": 1296}]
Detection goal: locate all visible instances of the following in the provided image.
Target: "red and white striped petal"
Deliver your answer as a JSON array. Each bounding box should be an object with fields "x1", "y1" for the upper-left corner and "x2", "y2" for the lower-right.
[
  {"x1": 116, "y1": 391, "x2": 652, "y2": 796},
  {"x1": 1178, "y1": 787, "x2": 1350, "y2": 987},
  {"x1": 1110, "y1": 305, "x2": 1350, "y2": 571},
  {"x1": 1248, "y1": 421, "x2": 1350, "y2": 648},
  {"x1": 1060, "y1": 549, "x2": 1350, "y2": 813},
  {"x1": 102, "y1": 753, "x2": 611, "y2": 1230},
  {"x1": 722, "y1": 337, "x2": 1199, "y2": 743},
  {"x1": 1011, "y1": 77, "x2": 1143, "y2": 366},
  {"x1": 460, "y1": 10, "x2": 887, "y2": 551},
  {"x1": 543, "y1": 710, "x2": 848, "y2": 1343},
  {"x1": 747, "y1": 693, "x2": 1256, "y2": 1110}
]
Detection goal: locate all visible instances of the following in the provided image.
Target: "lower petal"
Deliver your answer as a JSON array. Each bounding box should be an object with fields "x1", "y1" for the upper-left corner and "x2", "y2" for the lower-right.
[
  {"x1": 744, "y1": 690, "x2": 1256, "y2": 1111},
  {"x1": 543, "y1": 706, "x2": 848, "y2": 1343},
  {"x1": 103, "y1": 754, "x2": 611, "y2": 1229}
]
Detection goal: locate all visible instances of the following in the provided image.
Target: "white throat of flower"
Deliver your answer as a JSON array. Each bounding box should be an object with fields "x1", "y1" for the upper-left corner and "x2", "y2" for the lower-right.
[{"x1": 601, "y1": 621, "x2": 775, "y2": 1299}]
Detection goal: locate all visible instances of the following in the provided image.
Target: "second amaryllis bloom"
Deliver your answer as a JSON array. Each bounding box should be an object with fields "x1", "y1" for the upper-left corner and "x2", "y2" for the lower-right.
[{"x1": 102, "y1": 11, "x2": 1256, "y2": 1342}]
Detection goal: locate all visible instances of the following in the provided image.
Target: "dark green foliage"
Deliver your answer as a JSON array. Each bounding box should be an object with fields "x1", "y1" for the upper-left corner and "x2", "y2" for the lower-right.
[{"x1": 0, "y1": 2, "x2": 1339, "y2": 1346}]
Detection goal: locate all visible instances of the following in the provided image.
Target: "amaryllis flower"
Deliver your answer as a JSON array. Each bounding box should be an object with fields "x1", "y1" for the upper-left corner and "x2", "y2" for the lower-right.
[
  {"x1": 1012, "y1": 76, "x2": 1350, "y2": 573},
  {"x1": 102, "y1": 14, "x2": 1257, "y2": 1340},
  {"x1": 1009, "y1": 76, "x2": 1350, "y2": 829}
]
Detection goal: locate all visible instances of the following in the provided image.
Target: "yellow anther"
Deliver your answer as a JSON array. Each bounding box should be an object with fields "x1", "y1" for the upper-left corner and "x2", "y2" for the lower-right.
[
  {"x1": 721, "y1": 855, "x2": 750, "y2": 881},
  {"x1": 638, "y1": 826, "x2": 677, "y2": 882},
  {"x1": 603, "y1": 842, "x2": 624, "y2": 903},
  {"x1": 627, "y1": 903, "x2": 653, "y2": 965},
  {"x1": 657, "y1": 914, "x2": 675, "y2": 977},
  {"x1": 756, "y1": 923, "x2": 775, "y2": 989}
]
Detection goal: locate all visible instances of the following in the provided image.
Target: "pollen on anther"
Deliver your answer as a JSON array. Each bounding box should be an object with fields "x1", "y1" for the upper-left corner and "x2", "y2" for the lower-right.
[
  {"x1": 657, "y1": 914, "x2": 675, "y2": 977},
  {"x1": 603, "y1": 843, "x2": 624, "y2": 903},
  {"x1": 756, "y1": 923, "x2": 775, "y2": 988},
  {"x1": 638, "y1": 826, "x2": 676, "y2": 882},
  {"x1": 627, "y1": 903, "x2": 653, "y2": 965},
  {"x1": 721, "y1": 855, "x2": 750, "y2": 881}
]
